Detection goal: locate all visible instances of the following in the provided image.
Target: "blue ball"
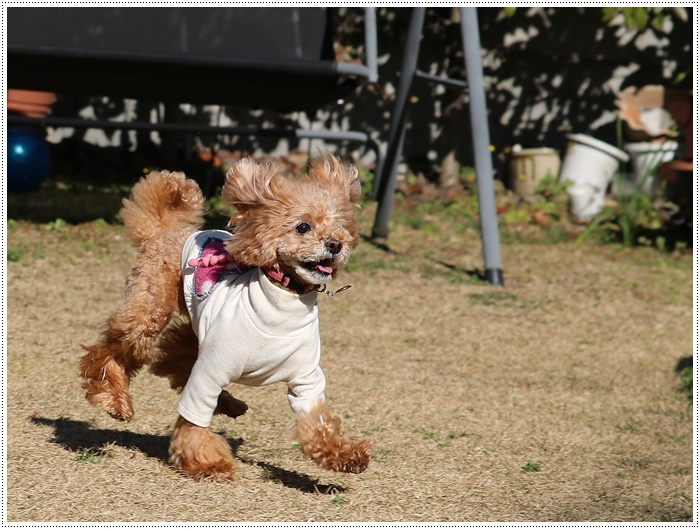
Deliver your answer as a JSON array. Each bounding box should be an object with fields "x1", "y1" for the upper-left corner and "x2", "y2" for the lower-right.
[{"x1": 8, "y1": 126, "x2": 52, "y2": 193}]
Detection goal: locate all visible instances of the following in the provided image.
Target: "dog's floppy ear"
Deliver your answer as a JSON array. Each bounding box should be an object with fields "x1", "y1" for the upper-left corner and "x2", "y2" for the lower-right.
[
  {"x1": 310, "y1": 154, "x2": 362, "y2": 204},
  {"x1": 222, "y1": 157, "x2": 280, "y2": 210}
]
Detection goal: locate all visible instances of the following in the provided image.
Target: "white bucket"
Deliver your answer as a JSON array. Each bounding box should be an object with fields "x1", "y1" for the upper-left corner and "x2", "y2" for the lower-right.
[
  {"x1": 559, "y1": 134, "x2": 629, "y2": 219},
  {"x1": 614, "y1": 141, "x2": 679, "y2": 196},
  {"x1": 567, "y1": 185, "x2": 606, "y2": 220},
  {"x1": 508, "y1": 146, "x2": 561, "y2": 197}
]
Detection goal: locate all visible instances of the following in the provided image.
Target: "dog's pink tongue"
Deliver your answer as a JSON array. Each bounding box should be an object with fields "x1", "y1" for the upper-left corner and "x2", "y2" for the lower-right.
[{"x1": 316, "y1": 264, "x2": 334, "y2": 274}]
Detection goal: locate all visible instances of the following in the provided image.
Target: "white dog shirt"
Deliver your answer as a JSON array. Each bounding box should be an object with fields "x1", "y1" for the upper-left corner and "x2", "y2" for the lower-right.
[{"x1": 177, "y1": 230, "x2": 325, "y2": 428}]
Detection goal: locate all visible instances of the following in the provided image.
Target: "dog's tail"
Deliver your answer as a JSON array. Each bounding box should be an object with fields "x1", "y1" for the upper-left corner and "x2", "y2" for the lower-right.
[{"x1": 120, "y1": 170, "x2": 206, "y2": 247}]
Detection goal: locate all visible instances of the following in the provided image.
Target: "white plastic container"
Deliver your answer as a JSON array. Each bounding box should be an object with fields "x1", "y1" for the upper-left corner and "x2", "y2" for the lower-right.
[
  {"x1": 615, "y1": 141, "x2": 679, "y2": 196},
  {"x1": 508, "y1": 146, "x2": 561, "y2": 197},
  {"x1": 559, "y1": 133, "x2": 629, "y2": 219}
]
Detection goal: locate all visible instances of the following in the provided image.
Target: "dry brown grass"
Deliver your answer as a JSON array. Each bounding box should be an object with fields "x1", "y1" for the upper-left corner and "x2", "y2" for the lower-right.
[{"x1": 6, "y1": 201, "x2": 693, "y2": 522}]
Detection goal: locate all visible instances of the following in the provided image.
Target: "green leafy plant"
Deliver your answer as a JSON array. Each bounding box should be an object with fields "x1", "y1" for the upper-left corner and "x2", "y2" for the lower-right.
[
  {"x1": 331, "y1": 495, "x2": 346, "y2": 506},
  {"x1": 535, "y1": 173, "x2": 572, "y2": 198},
  {"x1": 7, "y1": 248, "x2": 22, "y2": 262},
  {"x1": 76, "y1": 446, "x2": 113, "y2": 463},
  {"x1": 577, "y1": 120, "x2": 676, "y2": 248},
  {"x1": 359, "y1": 169, "x2": 375, "y2": 198},
  {"x1": 501, "y1": 7, "x2": 688, "y2": 31},
  {"x1": 43, "y1": 218, "x2": 68, "y2": 232},
  {"x1": 577, "y1": 184, "x2": 668, "y2": 248},
  {"x1": 522, "y1": 460, "x2": 542, "y2": 473},
  {"x1": 206, "y1": 193, "x2": 234, "y2": 220},
  {"x1": 601, "y1": 7, "x2": 688, "y2": 31},
  {"x1": 501, "y1": 207, "x2": 532, "y2": 226},
  {"x1": 679, "y1": 367, "x2": 692, "y2": 403}
]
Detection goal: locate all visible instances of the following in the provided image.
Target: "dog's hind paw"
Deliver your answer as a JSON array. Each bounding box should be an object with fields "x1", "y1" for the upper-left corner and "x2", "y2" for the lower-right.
[
  {"x1": 80, "y1": 346, "x2": 135, "y2": 421},
  {"x1": 215, "y1": 390, "x2": 248, "y2": 419}
]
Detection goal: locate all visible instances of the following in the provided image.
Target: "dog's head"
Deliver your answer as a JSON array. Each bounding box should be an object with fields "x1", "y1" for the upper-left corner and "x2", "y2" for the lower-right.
[{"x1": 222, "y1": 155, "x2": 361, "y2": 290}]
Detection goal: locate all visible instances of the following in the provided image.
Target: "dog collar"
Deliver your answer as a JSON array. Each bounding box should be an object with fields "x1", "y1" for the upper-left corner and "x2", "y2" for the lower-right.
[
  {"x1": 190, "y1": 246, "x2": 349, "y2": 296},
  {"x1": 264, "y1": 269, "x2": 351, "y2": 297}
]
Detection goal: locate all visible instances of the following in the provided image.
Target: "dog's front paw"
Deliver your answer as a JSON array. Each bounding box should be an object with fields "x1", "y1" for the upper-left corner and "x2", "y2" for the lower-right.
[
  {"x1": 301, "y1": 433, "x2": 372, "y2": 474},
  {"x1": 295, "y1": 404, "x2": 372, "y2": 474},
  {"x1": 172, "y1": 456, "x2": 237, "y2": 482},
  {"x1": 337, "y1": 438, "x2": 372, "y2": 474},
  {"x1": 169, "y1": 416, "x2": 237, "y2": 482}
]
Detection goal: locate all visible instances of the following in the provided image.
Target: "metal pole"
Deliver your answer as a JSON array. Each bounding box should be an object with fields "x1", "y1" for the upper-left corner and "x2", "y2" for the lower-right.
[
  {"x1": 363, "y1": 7, "x2": 378, "y2": 83},
  {"x1": 371, "y1": 7, "x2": 426, "y2": 238},
  {"x1": 460, "y1": 7, "x2": 504, "y2": 286}
]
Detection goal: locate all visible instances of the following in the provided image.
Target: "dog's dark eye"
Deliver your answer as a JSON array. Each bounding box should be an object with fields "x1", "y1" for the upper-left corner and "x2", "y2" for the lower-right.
[{"x1": 296, "y1": 222, "x2": 312, "y2": 235}]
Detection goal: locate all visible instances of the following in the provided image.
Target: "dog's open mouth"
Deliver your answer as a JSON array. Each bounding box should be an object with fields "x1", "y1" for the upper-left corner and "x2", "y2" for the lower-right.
[{"x1": 302, "y1": 259, "x2": 335, "y2": 276}]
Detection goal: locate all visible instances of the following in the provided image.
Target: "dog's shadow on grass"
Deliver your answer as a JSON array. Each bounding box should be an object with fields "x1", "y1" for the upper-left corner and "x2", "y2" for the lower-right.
[
  {"x1": 243, "y1": 458, "x2": 346, "y2": 494},
  {"x1": 31, "y1": 416, "x2": 345, "y2": 494},
  {"x1": 31, "y1": 416, "x2": 182, "y2": 463}
]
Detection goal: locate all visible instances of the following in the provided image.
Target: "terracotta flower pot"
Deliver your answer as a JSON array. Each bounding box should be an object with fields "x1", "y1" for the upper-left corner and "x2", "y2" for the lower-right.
[{"x1": 7, "y1": 89, "x2": 55, "y2": 118}]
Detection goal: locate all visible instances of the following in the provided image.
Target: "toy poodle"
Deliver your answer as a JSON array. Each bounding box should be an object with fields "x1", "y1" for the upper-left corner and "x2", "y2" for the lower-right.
[{"x1": 79, "y1": 154, "x2": 371, "y2": 480}]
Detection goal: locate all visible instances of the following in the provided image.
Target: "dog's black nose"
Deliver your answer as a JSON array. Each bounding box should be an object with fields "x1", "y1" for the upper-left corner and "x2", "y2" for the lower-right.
[{"x1": 325, "y1": 238, "x2": 342, "y2": 255}]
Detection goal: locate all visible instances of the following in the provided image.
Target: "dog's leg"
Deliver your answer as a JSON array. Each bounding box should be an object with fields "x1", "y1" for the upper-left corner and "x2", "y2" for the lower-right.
[
  {"x1": 79, "y1": 338, "x2": 135, "y2": 421},
  {"x1": 150, "y1": 316, "x2": 198, "y2": 391},
  {"x1": 169, "y1": 415, "x2": 237, "y2": 481},
  {"x1": 151, "y1": 318, "x2": 249, "y2": 419},
  {"x1": 80, "y1": 313, "x2": 168, "y2": 421},
  {"x1": 295, "y1": 401, "x2": 371, "y2": 473},
  {"x1": 215, "y1": 391, "x2": 249, "y2": 419},
  {"x1": 80, "y1": 260, "x2": 181, "y2": 421}
]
